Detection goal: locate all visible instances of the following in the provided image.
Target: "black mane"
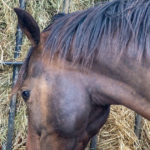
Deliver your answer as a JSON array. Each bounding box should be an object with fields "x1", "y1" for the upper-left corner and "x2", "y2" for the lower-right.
[
  {"x1": 13, "y1": 0, "x2": 150, "y2": 93},
  {"x1": 43, "y1": 0, "x2": 150, "y2": 65}
]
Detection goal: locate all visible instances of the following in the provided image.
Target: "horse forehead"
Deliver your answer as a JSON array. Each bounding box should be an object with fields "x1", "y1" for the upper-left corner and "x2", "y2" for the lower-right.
[
  {"x1": 28, "y1": 70, "x2": 89, "y2": 136},
  {"x1": 28, "y1": 68, "x2": 70, "y2": 92},
  {"x1": 43, "y1": 77, "x2": 89, "y2": 137}
]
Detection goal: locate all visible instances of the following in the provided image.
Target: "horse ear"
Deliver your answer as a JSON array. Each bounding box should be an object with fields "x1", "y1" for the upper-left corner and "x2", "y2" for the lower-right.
[{"x1": 14, "y1": 8, "x2": 40, "y2": 46}]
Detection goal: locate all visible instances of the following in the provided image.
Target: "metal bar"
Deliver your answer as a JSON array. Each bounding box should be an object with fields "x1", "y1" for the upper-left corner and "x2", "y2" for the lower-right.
[
  {"x1": 134, "y1": 114, "x2": 142, "y2": 139},
  {"x1": 62, "y1": 0, "x2": 71, "y2": 13},
  {"x1": 6, "y1": 1, "x2": 26, "y2": 150},
  {"x1": 90, "y1": 135, "x2": 97, "y2": 150},
  {"x1": 0, "y1": 61, "x2": 23, "y2": 65}
]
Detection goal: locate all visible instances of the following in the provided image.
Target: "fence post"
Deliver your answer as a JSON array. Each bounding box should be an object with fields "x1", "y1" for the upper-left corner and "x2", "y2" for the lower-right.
[
  {"x1": 62, "y1": 0, "x2": 71, "y2": 13},
  {"x1": 134, "y1": 114, "x2": 142, "y2": 139},
  {"x1": 6, "y1": 1, "x2": 26, "y2": 150},
  {"x1": 90, "y1": 135, "x2": 97, "y2": 150}
]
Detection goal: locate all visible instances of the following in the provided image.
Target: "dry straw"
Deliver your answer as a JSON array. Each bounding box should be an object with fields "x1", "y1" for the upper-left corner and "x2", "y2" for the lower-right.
[{"x1": 0, "y1": 0, "x2": 150, "y2": 150}]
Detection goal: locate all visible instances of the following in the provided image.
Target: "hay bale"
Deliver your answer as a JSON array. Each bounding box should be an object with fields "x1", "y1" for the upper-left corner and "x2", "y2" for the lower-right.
[{"x1": 1, "y1": 0, "x2": 150, "y2": 150}]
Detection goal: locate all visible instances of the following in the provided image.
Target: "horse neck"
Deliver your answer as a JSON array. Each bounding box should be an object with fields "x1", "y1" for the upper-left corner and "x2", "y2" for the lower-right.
[{"x1": 91, "y1": 46, "x2": 150, "y2": 120}]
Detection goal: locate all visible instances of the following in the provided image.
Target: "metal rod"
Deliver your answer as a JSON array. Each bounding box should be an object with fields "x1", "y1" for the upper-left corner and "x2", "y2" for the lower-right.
[
  {"x1": 0, "y1": 61, "x2": 23, "y2": 65},
  {"x1": 90, "y1": 135, "x2": 97, "y2": 150},
  {"x1": 6, "y1": 1, "x2": 26, "y2": 150},
  {"x1": 134, "y1": 114, "x2": 142, "y2": 139},
  {"x1": 62, "y1": 0, "x2": 71, "y2": 13}
]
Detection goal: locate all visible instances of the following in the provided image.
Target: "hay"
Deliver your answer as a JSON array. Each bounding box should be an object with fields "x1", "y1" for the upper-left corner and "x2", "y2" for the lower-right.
[
  {"x1": 98, "y1": 106, "x2": 141, "y2": 150},
  {"x1": 1, "y1": 0, "x2": 150, "y2": 150}
]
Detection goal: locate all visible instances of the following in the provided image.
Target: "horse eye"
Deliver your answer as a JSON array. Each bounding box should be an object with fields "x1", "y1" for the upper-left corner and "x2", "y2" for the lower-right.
[{"x1": 21, "y1": 90, "x2": 30, "y2": 101}]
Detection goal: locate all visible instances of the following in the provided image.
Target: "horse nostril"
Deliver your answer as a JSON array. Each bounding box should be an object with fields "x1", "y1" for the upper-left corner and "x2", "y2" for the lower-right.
[{"x1": 21, "y1": 90, "x2": 30, "y2": 102}]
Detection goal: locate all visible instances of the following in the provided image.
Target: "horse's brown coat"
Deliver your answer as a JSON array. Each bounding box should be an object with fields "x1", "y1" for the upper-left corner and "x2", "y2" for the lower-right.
[{"x1": 13, "y1": 0, "x2": 150, "y2": 149}]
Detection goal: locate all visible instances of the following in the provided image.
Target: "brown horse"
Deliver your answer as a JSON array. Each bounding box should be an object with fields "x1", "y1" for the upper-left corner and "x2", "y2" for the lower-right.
[{"x1": 13, "y1": 0, "x2": 150, "y2": 149}]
